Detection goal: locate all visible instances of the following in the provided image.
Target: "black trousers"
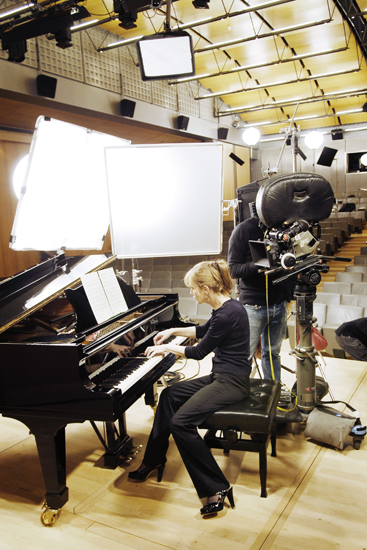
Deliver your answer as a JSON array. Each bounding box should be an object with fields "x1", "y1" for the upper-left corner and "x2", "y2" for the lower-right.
[{"x1": 142, "y1": 372, "x2": 250, "y2": 499}]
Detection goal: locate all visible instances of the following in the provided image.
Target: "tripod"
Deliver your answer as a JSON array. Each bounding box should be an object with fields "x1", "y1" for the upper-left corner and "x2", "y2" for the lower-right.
[
  {"x1": 274, "y1": 257, "x2": 333, "y2": 413},
  {"x1": 291, "y1": 275, "x2": 328, "y2": 412}
]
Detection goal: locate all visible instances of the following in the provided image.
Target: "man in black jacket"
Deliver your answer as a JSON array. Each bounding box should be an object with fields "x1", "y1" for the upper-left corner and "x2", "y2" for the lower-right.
[
  {"x1": 335, "y1": 318, "x2": 367, "y2": 360},
  {"x1": 228, "y1": 215, "x2": 291, "y2": 380}
]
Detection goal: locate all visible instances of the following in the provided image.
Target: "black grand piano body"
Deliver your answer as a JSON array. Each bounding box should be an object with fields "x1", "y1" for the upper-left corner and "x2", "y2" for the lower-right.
[{"x1": 0, "y1": 253, "x2": 191, "y2": 518}]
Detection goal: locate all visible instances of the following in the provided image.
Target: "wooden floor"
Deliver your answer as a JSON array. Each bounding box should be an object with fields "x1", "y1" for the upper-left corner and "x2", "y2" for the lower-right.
[
  {"x1": 1, "y1": 229, "x2": 367, "y2": 549},
  {"x1": 1, "y1": 339, "x2": 367, "y2": 550}
]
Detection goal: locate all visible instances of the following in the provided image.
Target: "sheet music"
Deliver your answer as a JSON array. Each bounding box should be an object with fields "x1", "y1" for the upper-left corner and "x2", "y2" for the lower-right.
[
  {"x1": 81, "y1": 268, "x2": 128, "y2": 324},
  {"x1": 98, "y1": 268, "x2": 128, "y2": 316}
]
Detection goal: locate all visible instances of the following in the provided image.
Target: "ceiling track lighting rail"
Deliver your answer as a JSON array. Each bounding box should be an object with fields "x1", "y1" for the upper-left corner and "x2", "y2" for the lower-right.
[
  {"x1": 217, "y1": 88, "x2": 367, "y2": 117},
  {"x1": 334, "y1": 0, "x2": 367, "y2": 61},
  {"x1": 0, "y1": 1, "x2": 35, "y2": 22},
  {"x1": 173, "y1": 0, "x2": 296, "y2": 31},
  {"x1": 167, "y1": 46, "x2": 349, "y2": 85},
  {"x1": 197, "y1": 67, "x2": 360, "y2": 101},
  {"x1": 194, "y1": 18, "x2": 332, "y2": 54}
]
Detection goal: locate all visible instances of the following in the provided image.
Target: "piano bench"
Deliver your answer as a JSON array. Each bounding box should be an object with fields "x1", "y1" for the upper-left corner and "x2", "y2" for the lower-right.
[{"x1": 200, "y1": 379, "x2": 281, "y2": 498}]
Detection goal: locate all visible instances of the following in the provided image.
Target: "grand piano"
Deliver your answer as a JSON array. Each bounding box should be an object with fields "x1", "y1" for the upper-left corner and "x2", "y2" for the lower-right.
[{"x1": 0, "y1": 252, "x2": 192, "y2": 525}]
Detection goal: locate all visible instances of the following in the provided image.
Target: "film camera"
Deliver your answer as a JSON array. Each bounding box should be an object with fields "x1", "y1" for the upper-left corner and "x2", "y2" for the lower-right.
[
  {"x1": 238, "y1": 172, "x2": 348, "y2": 413},
  {"x1": 247, "y1": 172, "x2": 334, "y2": 275},
  {"x1": 250, "y1": 219, "x2": 318, "y2": 271}
]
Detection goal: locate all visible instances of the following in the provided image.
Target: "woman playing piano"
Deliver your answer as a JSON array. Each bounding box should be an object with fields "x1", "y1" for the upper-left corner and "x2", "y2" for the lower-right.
[{"x1": 128, "y1": 260, "x2": 251, "y2": 516}]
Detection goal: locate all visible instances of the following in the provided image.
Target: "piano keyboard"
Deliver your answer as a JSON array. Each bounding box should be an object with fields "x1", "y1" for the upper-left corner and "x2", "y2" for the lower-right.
[{"x1": 91, "y1": 335, "x2": 188, "y2": 395}]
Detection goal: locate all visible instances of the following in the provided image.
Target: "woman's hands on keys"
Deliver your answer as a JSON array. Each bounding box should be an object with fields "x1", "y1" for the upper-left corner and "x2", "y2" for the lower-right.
[
  {"x1": 145, "y1": 329, "x2": 174, "y2": 358},
  {"x1": 144, "y1": 345, "x2": 167, "y2": 358},
  {"x1": 153, "y1": 329, "x2": 174, "y2": 345}
]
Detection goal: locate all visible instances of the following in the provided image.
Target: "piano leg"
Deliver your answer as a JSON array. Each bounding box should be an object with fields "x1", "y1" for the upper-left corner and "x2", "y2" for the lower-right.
[
  {"x1": 34, "y1": 425, "x2": 69, "y2": 510},
  {"x1": 5, "y1": 414, "x2": 69, "y2": 525},
  {"x1": 104, "y1": 418, "x2": 134, "y2": 468},
  {"x1": 90, "y1": 416, "x2": 134, "y2": 468}
]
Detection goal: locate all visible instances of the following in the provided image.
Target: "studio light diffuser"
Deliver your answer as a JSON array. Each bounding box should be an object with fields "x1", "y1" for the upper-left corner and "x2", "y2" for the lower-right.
[{"x1": 10, "y1": 116, "x2": 129, "y2": 251}]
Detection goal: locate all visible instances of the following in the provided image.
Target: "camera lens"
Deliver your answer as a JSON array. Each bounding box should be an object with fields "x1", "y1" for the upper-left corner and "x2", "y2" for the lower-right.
[{"x1": 281, "y1": 253, "x2": 296, "y2": 269}]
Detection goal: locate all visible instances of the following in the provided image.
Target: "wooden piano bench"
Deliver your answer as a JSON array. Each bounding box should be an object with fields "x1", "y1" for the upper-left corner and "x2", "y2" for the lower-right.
[{"x1": 201, "y1": 379, "x2": 281, "y2": 498}]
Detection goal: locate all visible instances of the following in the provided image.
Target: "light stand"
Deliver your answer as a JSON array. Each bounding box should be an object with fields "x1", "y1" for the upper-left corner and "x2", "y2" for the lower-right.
[{"x1": 263, "y1": 104, "x2": 307, "y2": 177}]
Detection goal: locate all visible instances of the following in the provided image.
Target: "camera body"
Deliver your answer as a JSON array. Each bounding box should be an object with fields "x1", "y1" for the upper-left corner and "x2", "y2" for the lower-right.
[{"x1": 250, "y1": 220, "x2": 319, "y2": 270}]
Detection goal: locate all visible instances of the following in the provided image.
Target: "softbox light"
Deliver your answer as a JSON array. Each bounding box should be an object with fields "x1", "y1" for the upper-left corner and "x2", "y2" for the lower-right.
[{"x1": 10, "y1": 116, "x2": 129, "y2": 251}]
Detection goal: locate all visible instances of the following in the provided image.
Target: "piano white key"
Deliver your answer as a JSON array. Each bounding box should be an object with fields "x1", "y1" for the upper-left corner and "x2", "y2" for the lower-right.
[{"x1": 110, "y1": 335, "x2": 187, "y2": 394}]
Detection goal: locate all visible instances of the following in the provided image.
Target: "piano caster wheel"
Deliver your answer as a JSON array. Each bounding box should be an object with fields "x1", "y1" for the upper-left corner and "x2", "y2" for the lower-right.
[{"x1": 40, "y1": 505, "x2": 61, "y2": 527}]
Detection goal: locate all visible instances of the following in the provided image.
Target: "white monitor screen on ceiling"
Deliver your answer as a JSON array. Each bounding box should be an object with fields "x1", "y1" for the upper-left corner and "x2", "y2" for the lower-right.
[{"x1": 105, "y1": 143, "x2": 223, "y2": 258}]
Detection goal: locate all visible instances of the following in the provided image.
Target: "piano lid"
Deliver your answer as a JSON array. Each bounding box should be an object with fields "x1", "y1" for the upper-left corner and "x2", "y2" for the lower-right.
[{"x1": 0, "y1": 253, "x2": 115, "y2": 334}]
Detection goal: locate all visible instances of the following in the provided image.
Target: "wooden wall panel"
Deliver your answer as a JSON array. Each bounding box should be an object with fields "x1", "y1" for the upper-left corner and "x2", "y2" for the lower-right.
[
  {"x1": 0, "y1": 127, "x2": 249, "y2": 278},
  {"x1": 0, "y1": 139, "x2": 41, "y2": 278},
  {"x1": 223, "y1": 144, "x2": 251, "y2": 223}
]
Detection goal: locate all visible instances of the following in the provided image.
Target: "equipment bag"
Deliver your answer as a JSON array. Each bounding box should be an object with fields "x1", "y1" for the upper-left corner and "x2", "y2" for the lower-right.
[{"x1": 304, "y1": 400, "x2": 366, "y2": 450}]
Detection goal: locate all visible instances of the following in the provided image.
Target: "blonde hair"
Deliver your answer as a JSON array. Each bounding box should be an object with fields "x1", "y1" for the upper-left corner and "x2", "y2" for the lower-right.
[{"x1": 184, "y1": 260, "x2": 232, "y2": 296}]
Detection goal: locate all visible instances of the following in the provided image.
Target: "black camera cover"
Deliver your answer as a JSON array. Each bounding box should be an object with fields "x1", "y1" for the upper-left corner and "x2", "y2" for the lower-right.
[{"x1": 256, "y1": 172, "x2": 334, "y2": 228}]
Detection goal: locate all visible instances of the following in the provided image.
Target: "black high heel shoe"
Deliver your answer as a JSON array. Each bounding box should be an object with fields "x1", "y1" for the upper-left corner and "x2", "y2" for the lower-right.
[
  {"x1": 128, "y1": 463, "x2": 165, "y2": 482},
  {"x1": 200, "y1": 487, "x2": 235, "y2": 516}
]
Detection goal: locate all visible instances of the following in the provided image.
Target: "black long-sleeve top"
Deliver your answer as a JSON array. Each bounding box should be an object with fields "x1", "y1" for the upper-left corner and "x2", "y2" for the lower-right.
[
  {"x1": 184, "y1": 298, "x2": 251, "y2": 377},
  {"x1": 228, "y1": 216, "x2": 290, "y2": 306}
]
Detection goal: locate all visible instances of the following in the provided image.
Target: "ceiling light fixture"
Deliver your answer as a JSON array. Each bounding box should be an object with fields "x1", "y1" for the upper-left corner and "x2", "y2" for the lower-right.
[
  {"x1": 192, "y1": 0, "x2": 210, "y2": 8},
  {"x1": 54, "y1": 28, "x2": 72, "y2": 49},
  {"x1": 71, "y1": 19, "x2": 99, "y2": 32},
  {"x1": 304, "y1": 131, "x2": 324, "y2": 150},
  {"x1": 98, "y1": 35, "x2": 143, "y2": 51},
  {"x1": 242, "y1": 127, "x2": 261, "y2": 146},
  {"x1": 7, "y1": 40, "x2": 27, "y2": 62},
  {"x1": 0, "y1": 1, "x2": 34, "y2": 21},
  {"x1": 335, "y1": 108, "x2": 362, "y2": 115},
  {"x1": 324, "y1": 88, "x2": 360, "y2": 96}
]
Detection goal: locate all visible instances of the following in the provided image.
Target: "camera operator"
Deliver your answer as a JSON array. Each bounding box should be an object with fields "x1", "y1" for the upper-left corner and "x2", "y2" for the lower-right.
[{"x1": 228, "y1": 212, "x2": 294, "y2": 381}]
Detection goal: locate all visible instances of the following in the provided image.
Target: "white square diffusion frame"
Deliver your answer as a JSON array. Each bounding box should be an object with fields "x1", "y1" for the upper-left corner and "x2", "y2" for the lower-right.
[{"x1": 105, "y1": 142, "x2": 224, "y2": 258}]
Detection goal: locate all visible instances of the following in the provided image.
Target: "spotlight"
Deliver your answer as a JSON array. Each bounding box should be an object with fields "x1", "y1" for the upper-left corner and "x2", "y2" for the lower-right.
[
  {"x1": 114, "y1": 0, "x2": 137, "y2": 29},
  {"x1": 360, "y1": 153, "x2": 367, "y2": 168},
  {"x1": 8, "y1": 40, "x2": 27, "y2": 62},
  {"x1": 363, "y1": 102, "x2": 367, "y2": 113},
  {"x1": 304, "y1": 130, "x2": 323, "y2": 150},
  {"x1": 117, "y1": 10, "x2": 137, "y2": 29},
  {"x1": 192, "y1": 0, "x2": 210, "y2": 7},
  {"x1": 55, "y1": 28, "x2": 72, "y2": 49},
  {"x1": 242, "y1": 127, "x2": 260, "y2": 146}
]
